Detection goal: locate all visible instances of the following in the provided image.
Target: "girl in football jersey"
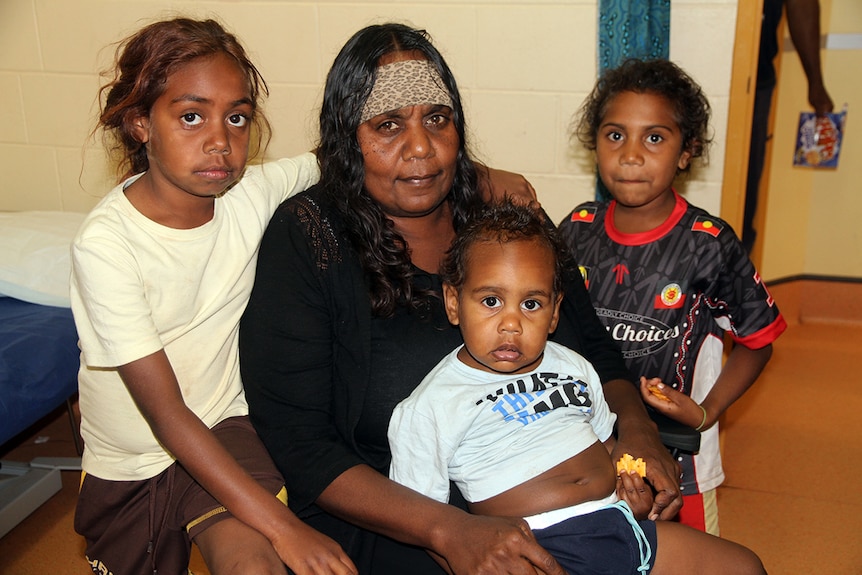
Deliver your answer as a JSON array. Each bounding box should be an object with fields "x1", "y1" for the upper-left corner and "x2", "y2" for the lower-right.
[{"x1": 558, "y1": 58, "x2": 786, "y2": 535}]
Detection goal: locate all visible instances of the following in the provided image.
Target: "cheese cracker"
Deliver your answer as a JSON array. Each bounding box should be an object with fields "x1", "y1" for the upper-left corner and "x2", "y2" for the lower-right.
[
  {"x1": 647, "y1": 383, "x2": 671, "y2": 402},
  {"x1": 616, "y1": 453, "x2": 647, "y2": 478}
]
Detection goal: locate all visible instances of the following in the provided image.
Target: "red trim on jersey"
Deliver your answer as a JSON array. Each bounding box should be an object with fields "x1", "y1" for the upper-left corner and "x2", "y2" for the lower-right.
[
  {"x1": 733, "y1": 315, "x2": 788, "y2": 349},
  {"x1": 678, "y1": 493, "x2": 707, "y2": 531},
  {"x1": 605, "y1": 191, "x2": 688, "y2": 246}
]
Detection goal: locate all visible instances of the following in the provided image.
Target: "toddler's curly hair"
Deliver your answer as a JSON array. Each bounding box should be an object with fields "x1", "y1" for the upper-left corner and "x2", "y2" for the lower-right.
[{"x1": 441, "y1": 199, "x2": 570, "y2": 297}]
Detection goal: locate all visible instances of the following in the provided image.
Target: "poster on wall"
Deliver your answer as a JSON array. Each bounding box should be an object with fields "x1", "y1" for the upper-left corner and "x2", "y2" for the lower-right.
[{"x1": 793, "y1": 106, "x2": 848, "y2": 168}]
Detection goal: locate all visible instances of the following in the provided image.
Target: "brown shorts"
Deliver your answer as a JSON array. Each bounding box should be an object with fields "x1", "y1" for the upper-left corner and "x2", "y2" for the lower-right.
[{"x1": 75, "y1": 416, "x2": 286, "y2": 575}]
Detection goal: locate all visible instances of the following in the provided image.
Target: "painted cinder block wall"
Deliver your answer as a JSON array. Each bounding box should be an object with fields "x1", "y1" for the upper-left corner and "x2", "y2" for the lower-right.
[
  {"x1": 18, "y1": 1, "x2": 861, "y2": 281},
  {"x1": 35, "y1": 0, "x2": 862, "y2": 280},
  {"x1": 0, "y1": 1, "x2": 735, "y2": 217}
]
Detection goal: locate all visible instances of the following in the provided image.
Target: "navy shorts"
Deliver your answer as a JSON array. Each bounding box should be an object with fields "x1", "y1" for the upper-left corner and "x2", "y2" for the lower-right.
[{"x1": 532, "y1": 502, "x2": 658, "y2": 575}]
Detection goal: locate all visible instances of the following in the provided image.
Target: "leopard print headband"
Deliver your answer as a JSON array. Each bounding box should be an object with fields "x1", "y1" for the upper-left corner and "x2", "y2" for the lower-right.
[{"x1": 360, "y1": 59, "x2": 454, "y2": 124}]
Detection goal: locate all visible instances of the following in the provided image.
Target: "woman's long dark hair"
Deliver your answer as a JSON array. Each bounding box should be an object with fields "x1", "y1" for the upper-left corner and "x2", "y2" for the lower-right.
[{"x1": 317, "y1": 23, "x2": 483, "y2": 317}]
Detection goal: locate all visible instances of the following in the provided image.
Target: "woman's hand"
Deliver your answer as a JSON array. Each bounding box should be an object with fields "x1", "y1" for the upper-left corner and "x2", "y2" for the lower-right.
[
  {"x1": 118, "y1": 352, "x2": 356, "y2": 574},
  {"x1": 476, "y1": 164, "x2": 539, "y2": 207},
  {"x1": 610, "y1": 428, "x2": 680, "y2": 522},
  {"x1": 317, "y1": 465, "x2": 563, "y2": 575},
  {"x1": 602, "y1": 379, "x2": 681, "y2": 521},
  {"x1": 271, "y1": 518, "x2": 358, "y2": 575},
  {"x1": 434, "y1": 513, "x2": 565, "y2": 575},
  {"x1": 616, "y1": 471, "x2": 653, "y2": 521}
]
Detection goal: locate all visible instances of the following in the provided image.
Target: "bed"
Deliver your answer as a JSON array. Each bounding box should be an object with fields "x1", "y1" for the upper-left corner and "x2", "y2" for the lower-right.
[
  {"x1": 0, "y1": 210, "x2": 85, "y2": 537},
  {"x1": 0, "y1": 297, "x2": 80, "y2": 447}
]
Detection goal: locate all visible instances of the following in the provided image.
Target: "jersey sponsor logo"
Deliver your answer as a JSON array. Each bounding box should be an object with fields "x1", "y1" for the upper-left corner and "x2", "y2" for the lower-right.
[
  {"x1": 655, "y1": 282, "x2": 685, "y2": 309},
  {"x1": 691, "y1": 216, "x2": 722, "y2": 237},
  {"x1": 476, "y1": 372, "x2": 593, "y2": 426},
  {"x1": 596, "y1": 308, "x2": 680, "y2": 359},
  {"x1": 570, "y1": 206, "x2": 597, "y2": 223}
]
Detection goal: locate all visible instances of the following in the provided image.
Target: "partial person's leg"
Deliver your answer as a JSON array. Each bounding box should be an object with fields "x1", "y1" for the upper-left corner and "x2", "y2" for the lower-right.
[
  {"x1": 651, "y1": 520, "x2": 766, "y2": 575},
  {"x1": 742, "y1": 84, "x2": 776, "y2": 253}
]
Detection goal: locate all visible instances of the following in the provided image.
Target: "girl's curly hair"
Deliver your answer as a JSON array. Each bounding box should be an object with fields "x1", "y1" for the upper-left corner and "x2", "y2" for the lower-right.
[
  {"x1": 98, "y1": 18, "x2": 270, "y2": 180},
  {"x1": 575, "y1": 58, "x2": 712, "y2": 170}
]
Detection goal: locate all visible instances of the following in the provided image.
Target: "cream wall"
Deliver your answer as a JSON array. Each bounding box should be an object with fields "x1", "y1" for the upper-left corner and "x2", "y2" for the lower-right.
[
  {"x1": 0, "y1": 0, "x2": 737, "y2": 227},
  {"x1": 760, "y1": 0, "x2": 862, "y2": 280}
]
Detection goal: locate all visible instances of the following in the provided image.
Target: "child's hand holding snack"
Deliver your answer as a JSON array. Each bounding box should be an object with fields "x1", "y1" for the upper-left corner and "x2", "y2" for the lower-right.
[
  {"x1": 639, "y1": 376, "x2": 709, "y2": 431},
  {"x1": 616, "y1": 454, "x2": 653, "y2": 520}
]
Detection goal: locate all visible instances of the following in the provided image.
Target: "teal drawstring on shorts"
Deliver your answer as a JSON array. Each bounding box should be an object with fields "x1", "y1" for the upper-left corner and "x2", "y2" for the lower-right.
[{"x1": 609, "y1": 499, "x2": 653, "y2": 573}]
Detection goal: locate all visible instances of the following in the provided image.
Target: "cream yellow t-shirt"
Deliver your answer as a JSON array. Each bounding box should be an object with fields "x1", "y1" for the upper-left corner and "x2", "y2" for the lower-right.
[{"x1": 70, "y1": 154, "x2": 318, "y2": 481}]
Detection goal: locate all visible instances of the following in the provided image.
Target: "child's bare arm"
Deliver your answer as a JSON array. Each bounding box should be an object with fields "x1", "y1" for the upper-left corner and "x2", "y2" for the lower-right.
[
  {"x1": 697, "y1": 343, "x2": 772, "y2": 430},
  {"x1": 118, "y1": 350, "x2": 357, "y2": 575},
  {"x1": 639, "y1": 343, "x2": 772, "y2": 430},
  {"x1": 640, "y1": 376, "x2": 703, "y2": 429}
]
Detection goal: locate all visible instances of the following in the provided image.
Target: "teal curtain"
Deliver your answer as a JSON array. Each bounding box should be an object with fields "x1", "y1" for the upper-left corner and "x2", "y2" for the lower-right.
[
  {"x1": 598, "y1": 0, "x2": 670, "y2": 73},
  {"x1": 595, "y1": 0, "x2": 670, "y2": 199}
]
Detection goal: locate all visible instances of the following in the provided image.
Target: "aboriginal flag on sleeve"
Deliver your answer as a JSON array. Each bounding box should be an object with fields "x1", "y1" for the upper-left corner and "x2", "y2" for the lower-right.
[
  {"x1": 570, "y1": 206, "x2": 597, "y2": 223},
  {"x1": 691, "y1": 216, "x2": 722, "y2": 237}
]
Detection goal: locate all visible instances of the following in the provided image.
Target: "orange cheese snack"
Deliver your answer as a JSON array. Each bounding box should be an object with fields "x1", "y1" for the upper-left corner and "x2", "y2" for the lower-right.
[
  {"x1": 616, "y1": 453, "x2": 646, "y2": 478},
  {"x1": 647, "y1": 383, "x2": 671, "y2": 402}
]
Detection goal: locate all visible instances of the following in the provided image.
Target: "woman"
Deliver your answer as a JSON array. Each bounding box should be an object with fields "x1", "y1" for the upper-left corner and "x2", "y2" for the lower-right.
[{"x1": 240, "y1": 23, "x2": 680, "y2": 574}]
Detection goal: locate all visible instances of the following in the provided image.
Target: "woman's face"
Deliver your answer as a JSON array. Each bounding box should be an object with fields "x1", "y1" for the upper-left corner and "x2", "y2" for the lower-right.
[{"x1": 356, "y1": 54, "x2": 459, "y2": 219}]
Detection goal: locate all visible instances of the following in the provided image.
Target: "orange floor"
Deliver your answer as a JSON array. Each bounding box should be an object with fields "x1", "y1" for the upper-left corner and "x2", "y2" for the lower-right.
[
  {"x1": 718, "y1": 321, "x2": 862, "y2": 574},
  {"x1": 1, "y1": 284, "x2": 860, "y2": 574}
]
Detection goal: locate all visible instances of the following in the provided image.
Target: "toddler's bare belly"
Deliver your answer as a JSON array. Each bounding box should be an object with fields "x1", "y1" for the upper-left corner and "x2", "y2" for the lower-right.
[{"x1": 468, "y1": 441, "x2": 616, "y2": 519}]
